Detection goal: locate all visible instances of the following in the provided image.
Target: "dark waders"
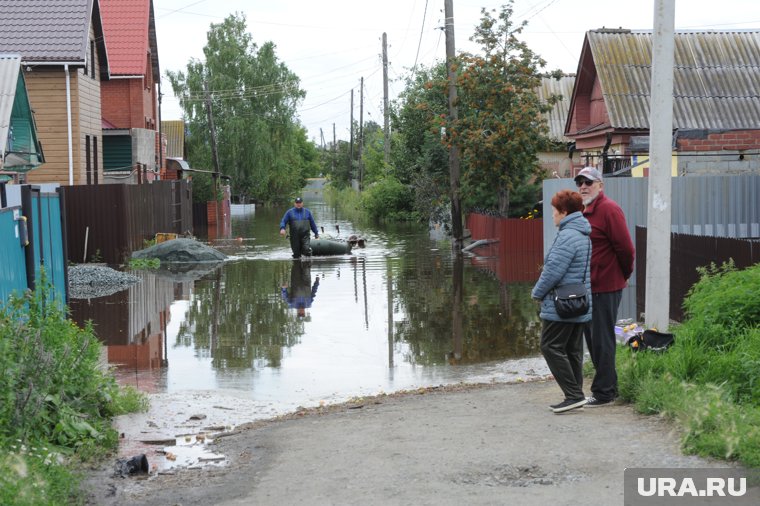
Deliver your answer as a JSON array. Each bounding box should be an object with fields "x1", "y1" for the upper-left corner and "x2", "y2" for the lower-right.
[{"x1": 289, "y1": 218, "x2": 312, "y2": 258}]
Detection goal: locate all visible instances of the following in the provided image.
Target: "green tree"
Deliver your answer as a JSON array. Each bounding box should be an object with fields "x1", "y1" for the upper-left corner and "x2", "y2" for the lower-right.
[
  {"x1": 166, "y1": 13, "x2": 308, "y2": 203},
  {"x1": 392, "y1": 63, "x2": 450, "y2": 219},
  {"x1": 453, "y1": 2, "x2": 560, "y2": 216}
]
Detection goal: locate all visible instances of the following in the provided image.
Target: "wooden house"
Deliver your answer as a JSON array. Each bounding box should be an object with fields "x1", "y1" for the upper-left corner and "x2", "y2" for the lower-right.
[
  {"x1": 0, "y1": 54, "x2": 44, "y2": 178},
  {"x1": 0, "y1": 0, "x2": 109, "y2": 186},
  {"x1": 565, "y1": 28, "x2": 760, "y2": 177},
  {"x1": 100, "y1": 0, "x2": 162, "y2": 184},
  {"x1": 535, "y1": 75, "x2": 579, "y2": 178}
]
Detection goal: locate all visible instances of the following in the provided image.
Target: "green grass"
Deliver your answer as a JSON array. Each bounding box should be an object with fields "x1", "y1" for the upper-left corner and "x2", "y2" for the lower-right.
[
  {"x1": 614, "y1": 261, "x2": 760, "y2": 467},
  {"x1": 0, "y1": 275, "x2": 148, "y2": 505}
]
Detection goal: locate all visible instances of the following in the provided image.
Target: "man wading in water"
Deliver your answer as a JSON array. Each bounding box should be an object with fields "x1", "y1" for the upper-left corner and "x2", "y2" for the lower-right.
[{"x1": 279, "y1": 197, "x2": 319, "y2": 259}]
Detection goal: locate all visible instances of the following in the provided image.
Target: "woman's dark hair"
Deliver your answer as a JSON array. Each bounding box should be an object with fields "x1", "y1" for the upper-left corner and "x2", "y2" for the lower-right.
[{"x1": 551, "y1": 190, "x2": 583, "y2": 215}]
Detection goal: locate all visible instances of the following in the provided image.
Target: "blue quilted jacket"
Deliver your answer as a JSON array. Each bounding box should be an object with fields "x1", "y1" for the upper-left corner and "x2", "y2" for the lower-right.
[{"x1": 531, "y1": 211, "x2": 592, "y2": 322}]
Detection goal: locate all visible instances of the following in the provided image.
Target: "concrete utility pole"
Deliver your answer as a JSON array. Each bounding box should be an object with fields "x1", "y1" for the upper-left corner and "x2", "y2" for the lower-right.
[
  {"x1": 350, "y1": 89, "x2": 354, "y2": 183},
  {"x1": 444, "y1": 0, "x2": 463, "y2": 252},
  {"x1": 333, "y1": 123, "x2": 337, "y2": 173},
  {"x1": 645, "y1": 0, "x2": 675, "y2": 332},
  {"x1": 359, "y1": 76, "x2": 364, "y2": 191},
  {"x1": 382, "y1": 32, "x2": 391, "y2": 165}
]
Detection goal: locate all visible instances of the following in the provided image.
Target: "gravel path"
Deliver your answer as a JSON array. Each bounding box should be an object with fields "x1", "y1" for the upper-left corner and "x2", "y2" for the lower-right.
[{"x1": 82, "y1": 379, "x2": 729, "y2": 506}]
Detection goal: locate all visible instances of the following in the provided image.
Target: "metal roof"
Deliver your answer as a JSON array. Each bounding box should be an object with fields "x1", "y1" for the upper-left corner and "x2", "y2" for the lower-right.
[
  {"x1": 536, "y1": 75, "x2": 576, "y2": 142},
  {"x1": 0, "y1": 55, "x2": 21, "y2": 164},
  {"x1": 162, "y1": 120, "x2": 185, "y2": 159},
  {"x1": 587, "y1": 29, "x2": 760, "y2": 130},
  {"x1": 101, "y1": 0, "x2": 159, "y2": 80},
  {"x1": 0, "y1": 0, "x2": 107, "y2": 68}
]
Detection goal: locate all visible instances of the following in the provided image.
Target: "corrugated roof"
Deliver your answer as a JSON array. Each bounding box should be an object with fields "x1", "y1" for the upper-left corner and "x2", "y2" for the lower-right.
[
  {"x1": 536, "y1": 75, "x2": 575, "y2": 141},
  {"x1": 0, "y1": 0, "x2": 106, "y2": 67},
  {"x1": 101, "y1": 0, "x2": 158, "y2": 78},
  {"x1": 588, "y1": 29, "x2": 760, "y2": 130},
  {"x1": 162, "y1": 120, "x2": 185, "y2": 159},
  {"x1": 0, "y1": 55, "x2": 22, "y2": 164}
]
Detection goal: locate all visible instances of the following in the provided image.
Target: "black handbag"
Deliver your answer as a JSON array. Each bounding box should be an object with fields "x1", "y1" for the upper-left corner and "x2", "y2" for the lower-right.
[{"x1": 553, "y1": 240, "x2": 590, "y2": 319}]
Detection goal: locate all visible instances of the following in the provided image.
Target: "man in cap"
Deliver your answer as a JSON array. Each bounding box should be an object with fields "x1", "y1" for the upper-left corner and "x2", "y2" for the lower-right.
[
  {"x1": 279, "y1": 197, "x2": 319, "y2": 258},
  {"x1": 574, "y1": 167, "x2": 635, "y2": 407}
]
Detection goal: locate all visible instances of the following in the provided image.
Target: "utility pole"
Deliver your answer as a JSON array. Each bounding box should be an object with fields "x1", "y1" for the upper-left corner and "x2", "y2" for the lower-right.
[
  {"x1": 333, "y1": 123, "x2": 337, "y2": 174},
  {"x1": 444, "y1": 0, "x2": 463, "y2": 252},
  {"x1": 204, "y1": 79, "x2": 221, "y2": 230},
  {"x1": 349, "y1": 89, "x2": 354, "y2": 184},
  {"x1": 359, "y1": 76, "x2": 364, "y2": 191},
  {"x1": 645, "y1": 0, "x2": 675, "y2": 332},
  {"x1": 382, "y1": 33, "x2": 390, "y2": 165}
]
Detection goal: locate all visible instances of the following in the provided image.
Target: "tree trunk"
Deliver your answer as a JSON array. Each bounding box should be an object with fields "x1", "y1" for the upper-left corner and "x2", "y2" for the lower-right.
[{"x1": 498, "y1": 184, "x2": 510, "y2": 217}]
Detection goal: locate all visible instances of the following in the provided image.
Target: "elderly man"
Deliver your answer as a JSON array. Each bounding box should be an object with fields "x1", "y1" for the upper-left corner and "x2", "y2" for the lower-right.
[{"x1": 574, "y1": 167, "x2": 635, "y2": 407}]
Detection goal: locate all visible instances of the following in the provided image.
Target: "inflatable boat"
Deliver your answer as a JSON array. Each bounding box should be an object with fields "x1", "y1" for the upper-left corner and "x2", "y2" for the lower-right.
[{"x1": 310, "y1": 237, "x2": 352, "y2": 256}]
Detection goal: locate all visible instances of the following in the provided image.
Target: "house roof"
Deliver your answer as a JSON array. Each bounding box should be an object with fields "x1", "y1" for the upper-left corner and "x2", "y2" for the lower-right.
[
  {"x1": 0, "y1": 54, "x2": 44, "y2": 171},
  {"x1": 569, "y1": 28, "x2": 760, "y2": 132},
  {"x1": 101, "y1": 0, "x2": 159, "y2": 80},
  {"x1": 536, "y1": 75, "x2": 575, "y2": 142},
  {"x1": 162, "y1": 120, "x2": 185, "y2": 159},
  {"x1": 0, "y1": 55, "x2": 22, "y2": 163},
  {"x1": 0, "y1": 0, "x2": 108, "y2": 70}
]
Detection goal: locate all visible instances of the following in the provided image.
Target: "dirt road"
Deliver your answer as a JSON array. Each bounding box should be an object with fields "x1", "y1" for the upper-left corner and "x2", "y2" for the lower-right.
[{"x1": 84, "y1": 379, "x2": 715, "y2": 505}]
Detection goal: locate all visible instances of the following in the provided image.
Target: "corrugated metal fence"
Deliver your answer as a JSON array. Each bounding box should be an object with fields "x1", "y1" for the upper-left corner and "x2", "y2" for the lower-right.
[
  {"x1": 636, "y1": 228, "x2": 760, "y2": 322},
  {"x1": 543, "y1": 174, "x2": 760, "y2": 321},
  {"x1": 61, "y1": 180, "x2": 192, "y2": 264},
  {"x1": 0, "y1": 184, "x2": 67, "y2": 305},
  {"x1": 466, "y1": 214, "x2": 543, "y2": 282}
]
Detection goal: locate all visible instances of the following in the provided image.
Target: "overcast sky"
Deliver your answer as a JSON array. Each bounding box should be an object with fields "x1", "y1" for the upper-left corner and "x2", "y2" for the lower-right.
[{"x1": 153, "y1": 0, "x2": 757, "y2": 142}]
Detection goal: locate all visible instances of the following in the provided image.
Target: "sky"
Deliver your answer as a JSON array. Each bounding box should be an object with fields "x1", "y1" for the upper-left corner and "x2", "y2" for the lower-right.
[{"x1": 153, "y1": 0, "x2": 758, "y2": 142}]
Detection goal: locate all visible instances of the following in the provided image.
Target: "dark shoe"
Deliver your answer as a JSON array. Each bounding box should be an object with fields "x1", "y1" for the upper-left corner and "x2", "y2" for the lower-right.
[
  {"x1": 552, "y1": 398, "x2": 586, "y2": 413},
  {"x1": 585, "y1": 396, "x2": 614, "y2": 407},
  {"x1": 549, "y1": 401, "x2": 563, "y2": 411}
]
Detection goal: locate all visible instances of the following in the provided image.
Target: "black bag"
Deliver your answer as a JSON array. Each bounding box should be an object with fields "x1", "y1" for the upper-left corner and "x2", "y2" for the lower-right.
[
  {"x1": 628, "y1": 330, "x2": 675, "y2": 351},
  {"x1": 552, "y1": 239, "x2": 590, "y2": 319},
  {"x1": 553, "y1": 283, "x2": 589, "y2": 318}
]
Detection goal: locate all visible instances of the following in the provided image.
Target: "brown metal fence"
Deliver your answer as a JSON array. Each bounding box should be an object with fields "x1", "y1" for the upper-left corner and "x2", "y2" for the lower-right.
[
  {"x1": 62, "y1": 180, "x2": 193, "y2": 264},
  {"x1": 466, "y1": 214, "x2": 543, "y2": 282},
  {"x1": 636, "y1": 227, "x2": 760, "y2": 322}
]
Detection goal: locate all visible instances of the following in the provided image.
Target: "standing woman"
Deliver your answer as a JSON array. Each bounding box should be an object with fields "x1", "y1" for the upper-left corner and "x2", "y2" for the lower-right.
[{"x1": 531, "y1": 190, "x2": 592, "y2": 414}]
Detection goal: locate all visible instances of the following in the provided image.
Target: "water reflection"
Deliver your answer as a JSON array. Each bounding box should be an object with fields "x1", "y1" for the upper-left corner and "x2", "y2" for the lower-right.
[{"x1": 70, "y1": 199, "x2": 545, "y2": 407}]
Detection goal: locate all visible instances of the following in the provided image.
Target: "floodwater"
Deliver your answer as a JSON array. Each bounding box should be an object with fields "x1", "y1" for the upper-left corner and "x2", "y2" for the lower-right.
[{"x1": 69, "y1": 182, "x2": 550, "y2": 471}]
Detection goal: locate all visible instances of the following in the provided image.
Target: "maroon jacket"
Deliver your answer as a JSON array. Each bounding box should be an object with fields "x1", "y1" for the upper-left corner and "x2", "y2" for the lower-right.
[{"x1": 582, "y1": 192, "x2": 635, "y2": 293}]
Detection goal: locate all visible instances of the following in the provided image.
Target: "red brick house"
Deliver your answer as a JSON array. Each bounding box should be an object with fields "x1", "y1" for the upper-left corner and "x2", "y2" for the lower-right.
[
  {"x1": 565, "y1": 28, "x2": 760, "y2": 177},
  {"x1": 100, "y1": 0, "x2": 161, "y2": 183}
]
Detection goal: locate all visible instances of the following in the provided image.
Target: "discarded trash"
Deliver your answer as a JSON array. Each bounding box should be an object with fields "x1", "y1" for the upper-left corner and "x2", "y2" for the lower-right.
[{"x1": 113, "y1": 454, "x2": 149, "y2": 477}]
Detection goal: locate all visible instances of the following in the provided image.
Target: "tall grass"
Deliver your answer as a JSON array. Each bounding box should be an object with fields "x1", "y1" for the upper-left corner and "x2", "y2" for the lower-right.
[
  {"x1": 617, "y1": 261, "x2": 760, "y2": 467},
  {"x1": 0, "y1": 277, "x2": 148, "y2": 505}
]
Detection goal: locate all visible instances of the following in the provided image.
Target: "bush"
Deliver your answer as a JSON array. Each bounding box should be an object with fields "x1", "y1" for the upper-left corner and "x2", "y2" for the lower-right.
[
  {"x1": 615, "y1": 260, "x2": 760, "y2": 468},
  {"x1": 361, "y1": 177, "x2": 419, "y2": 221},
  {"x1": 0, "y1": 277, "x2": 148, "y2": 504}
]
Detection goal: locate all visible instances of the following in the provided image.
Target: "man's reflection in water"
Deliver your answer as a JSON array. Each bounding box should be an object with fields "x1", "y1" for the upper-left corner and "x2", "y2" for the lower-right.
[{"x1": 281, "y1": 260, "x2": 320, "y2": 319}]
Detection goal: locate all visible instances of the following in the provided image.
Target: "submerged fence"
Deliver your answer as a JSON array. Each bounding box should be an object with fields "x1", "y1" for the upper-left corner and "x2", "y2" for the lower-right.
[{"x1": 466, "y1": 214, "x2": 543, "y2": 283}]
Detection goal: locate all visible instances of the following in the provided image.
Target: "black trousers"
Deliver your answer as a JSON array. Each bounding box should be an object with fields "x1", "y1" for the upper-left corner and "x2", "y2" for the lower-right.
[
  {"x1": 540, "y1": 319, "x2": 585, "y2": 401},
  {"x1": 584, "y1": 290, "x2": 623, "y2": 402}
]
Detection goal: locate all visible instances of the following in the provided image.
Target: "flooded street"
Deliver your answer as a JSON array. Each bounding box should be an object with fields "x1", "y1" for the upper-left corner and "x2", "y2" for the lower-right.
[{"x1": 69, "y1": 182, "x2": 549, "y2": 470}]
